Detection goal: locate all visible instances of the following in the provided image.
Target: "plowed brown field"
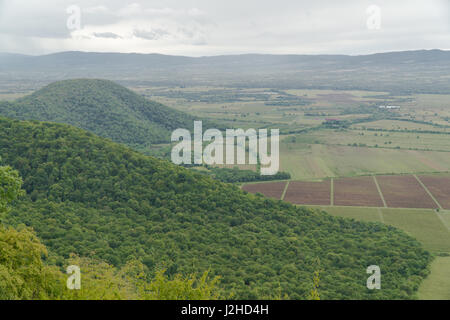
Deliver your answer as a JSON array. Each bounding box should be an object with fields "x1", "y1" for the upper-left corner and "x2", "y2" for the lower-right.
[
  {"x1": 242, "y1": 181, "x2": 287, "y2": 200},
  {"x1": 284, "y1": 180, "x2": 331, "y2": 205},
  {"x1": 377, "y1": 175, "x2": 437, "y2": 209},
  {"x1": 418, "y1": 175, "x2": 450, "y2": 209},
  {"x1": 334, "y1": 176, "x2": 384, "y2": 207}
]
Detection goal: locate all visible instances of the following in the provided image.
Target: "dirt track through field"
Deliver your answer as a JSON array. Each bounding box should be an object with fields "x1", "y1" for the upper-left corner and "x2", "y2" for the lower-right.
[
  {"x1": 414, "y1": 175, "x2": 443, "y2": 210},
  {"x1": 418, "y1": 175, "x2": 450, "y2": 210},
  {"x1": 373, "y1": 176, "x2": 387, "y2": 208},
  {"x1": 281, "y1": 181, "x2": 290, "y2": 201}
]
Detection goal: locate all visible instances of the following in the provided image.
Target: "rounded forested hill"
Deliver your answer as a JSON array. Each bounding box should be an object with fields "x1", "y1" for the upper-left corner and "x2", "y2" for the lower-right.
[
  {"x1": 0, "y1": 117, "x2": 431, "y2": 299},
  {"x1": 0, "y1": 79, "x2": 196, "y2": 149}
]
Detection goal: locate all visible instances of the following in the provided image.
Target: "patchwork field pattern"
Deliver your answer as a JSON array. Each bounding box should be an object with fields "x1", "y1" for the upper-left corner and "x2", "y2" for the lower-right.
[
  {"x1": 243, "y1": 174, "x2": 450, "y2": 209},
  {"x1": 334, "y1": 176, "x2": 384, "y2": 207},
  {"x1": 241, "y1": 181, "x2": 287, "y2": 200},
  {"x1": 284, "y1": 180, "x2": 330, "y2": 205}
]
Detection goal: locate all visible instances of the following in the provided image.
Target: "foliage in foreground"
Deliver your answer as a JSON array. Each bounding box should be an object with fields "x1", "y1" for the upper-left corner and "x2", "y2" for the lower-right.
[{"x1": 0, "y1": 225, "x2": 221, "y2": 300}]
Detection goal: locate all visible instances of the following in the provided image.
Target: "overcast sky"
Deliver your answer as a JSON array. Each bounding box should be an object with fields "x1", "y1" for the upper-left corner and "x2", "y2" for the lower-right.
[{"x1": 0, "y1": 0, "x2": 449, "y2": 56}]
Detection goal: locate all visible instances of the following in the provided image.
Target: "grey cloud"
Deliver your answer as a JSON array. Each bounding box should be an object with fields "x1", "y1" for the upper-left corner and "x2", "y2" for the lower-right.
[
  {"x1": 93, "y1": 32, "x2": 122, "y2": 39},
  {"x1": 0, "y1": 0, "x2": 448, "y2": 55},
  {"x1": 133, "y1": 28, "x2": 170, "y2": 40}
]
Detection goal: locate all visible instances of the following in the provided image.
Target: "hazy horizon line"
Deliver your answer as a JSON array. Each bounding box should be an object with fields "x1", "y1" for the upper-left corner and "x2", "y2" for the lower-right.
[{"x1": 1, "y1": 48, "x2": 449, "y2": 59}]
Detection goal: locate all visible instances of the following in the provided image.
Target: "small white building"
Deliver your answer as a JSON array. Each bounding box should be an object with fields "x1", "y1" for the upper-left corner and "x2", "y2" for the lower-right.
[{"x1": 378, "y1": 105, "x2": 400, "y2": 110}]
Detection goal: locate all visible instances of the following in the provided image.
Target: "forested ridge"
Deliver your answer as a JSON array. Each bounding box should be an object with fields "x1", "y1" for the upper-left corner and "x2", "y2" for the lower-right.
[
  {"x1": 0, "y1": 116, "x2": 432, "y2": 299},
  {"x1": 0, "y1": 79, "x2": 202, "y2": 153}
]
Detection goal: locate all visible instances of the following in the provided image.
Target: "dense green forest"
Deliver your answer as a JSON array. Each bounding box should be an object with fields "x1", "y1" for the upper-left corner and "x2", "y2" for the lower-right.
[
  {"x1": 0, "y1": 79, "x2": 206, "y2": 153},
  {"x1": 0, "y1": 116, "x2": 432, "y2": 299},
  {"x1": 0, "y1": 155, "x2": 221, "y2": 300}
]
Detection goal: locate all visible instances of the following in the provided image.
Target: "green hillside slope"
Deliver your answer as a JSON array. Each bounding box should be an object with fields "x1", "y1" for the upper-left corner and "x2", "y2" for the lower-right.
[
  {"x1": 0, "y1": 79, "x2": 196, "y2": 152},
  {"x1": 0, "y1": 117, "x2": 431, "y2": 299}
]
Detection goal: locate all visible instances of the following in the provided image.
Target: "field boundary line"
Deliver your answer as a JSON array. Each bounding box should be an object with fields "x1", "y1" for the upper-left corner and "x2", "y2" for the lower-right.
[
  {"x1": 281, "y1": 181, "x2": 290, "y2": 201},
  {"x1": 304, "y1": 204, "x2": 436, "y2": 212},
  {"x1": 413, "y1": 174, "x2": 443, "y2": 210},
  {"x1": 377, "y1": 208, "x2": 385, "y2": 223},
  {"x1": 330, "y1": 178, "x2": 334, "y2": 206},
  {"x1": 372, "y1": 175, "x2": 387, "y2": 208}
]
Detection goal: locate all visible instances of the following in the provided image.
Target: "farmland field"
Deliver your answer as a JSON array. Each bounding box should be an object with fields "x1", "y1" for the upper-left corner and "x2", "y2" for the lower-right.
[
  {"x1": 351, "y1": 119, "x2": 450, "y2": 133},
  {"x1": 376, "y1": 175, "x2": 437, "y2": 209},
  {"x1": 284, "y1": 180, "x2": 331, "y2": 205},
  {"x1": 418, "y1": 257, "x2": 450, "y2": 300},
  {"x1": 320, "y1": 206, "x2": 450, "y2": 254},
  {"x1": 418, "y1": 175, "x2": 450, "y2": 209},
  {"x1": 244, "y1": 174, "x2": 450, "y2": 255},
  {"x1": 296, "y1": 129, "x2": 450, "y2": 152},
  {"x1": 334, "y1": 176, "x2": 384, "y2": 207},
  {"x1": 244, "y1": 174, "x2": 450, "y2": 209},
  {"x1": 382, "y1": 209, "x2": 450, "y2": 253},
  {"x1": 241, "y1": 181, "x2": 287, "y2": 200},
  {"x1": 317, "y1": 206, "x2": 381, "y2": 223},
  {"x1": 280, "y1": 142, "x2": 450, "y2": 181},
  {"x1": 146, "y1": 85, "x2": 450, "y2": 185}
]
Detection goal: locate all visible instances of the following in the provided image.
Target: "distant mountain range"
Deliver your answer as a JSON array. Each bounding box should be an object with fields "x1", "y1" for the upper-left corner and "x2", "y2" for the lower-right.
[
  {"x1": 0, "y1": 79, "x2": 202, "y2": 153},
  {"x1": 0, "y1": 50, "x2": 449, "y2": 93}
]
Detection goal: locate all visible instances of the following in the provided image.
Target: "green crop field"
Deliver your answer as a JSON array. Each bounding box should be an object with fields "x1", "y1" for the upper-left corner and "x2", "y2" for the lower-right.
[
  {"x1": 382, "y1": 209, "x2": 450, "y2": 254},
  {"x1": 280, "y1": 142, "x2": 450, "y2": 180},
  {"x1": 418, "y1": 257, "x2": 450, "y2": 300},
  {"x1": 351, "y1": 119, "x2": 450, "y2": 133},
  {"x1": 317, "y1": 206, "x2": 381, "y2": 222},
  {"x1": 318, "y1": 206, "x2": 450, "y2": 254},
  {"x1": 296, "y1": 129, "x2": 450, "y2": 152}
]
